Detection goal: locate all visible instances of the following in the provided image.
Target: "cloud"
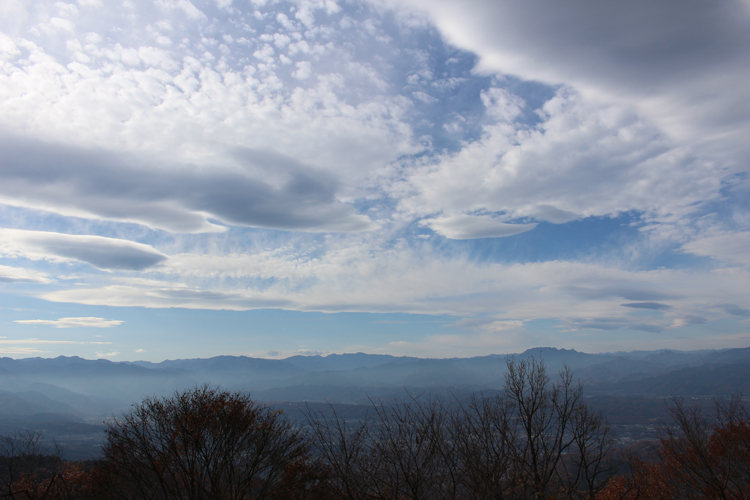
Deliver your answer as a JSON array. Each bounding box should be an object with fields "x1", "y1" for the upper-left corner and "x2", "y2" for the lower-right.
[
  {"x1": 40, "y1": 284, "x2": 294, "y2": 311},
  {"x1": 295, "y1": 349, "x2": 328, "y2": 356},
  {"x1": 36, "y1": 243, "x2": 750, "y2": 334},
  {"x1": 0, "y1": 347, "x2": 49, "y2": 355},
  {"x1": 681, "y1": 231, "x2": 750, "y2": 267},
  {"x1": 446, "y1": 318, "x2": 524, "y2": 332},
  {"x1": 96, "y1": 350, "x2": 120, "y2": 358},
  {"x1": 567, "y1": 316, "x2": 665, "y2": 334},
  {"x1": 0, "y1": 6, "x2": 421, "y2": 229},
  {"x1": 621, "y1": 302, "x2": 672, "y2": 310},
  {"x1": 718, "y1": 304, "x2": 750, "y2": 317},
  {"x1": 393, "y1": 0, "x2": 750, "y2": 165},
  {"x1": 0, "y1": 264, "x2": 51, "y2": 283},
  {"x1": 14, "y1": 317, "x2": 124, "y2": 328},
  {"x1": 155, "y1": 0, "x2": 205, "y2": 19},
  {"x1": 399, "y1": 89, "x2": 721, "y2": 225},
  {"x1": 0, "y1": 137, "x2": 378, "y2": 234},
  {"x1": 0, "y1": 228, "x2": 168, "y2": 271},
  {"x1": 0, "y1": 0, "x2": 748, "y2": 356},
  {"x1": 420, "y1": 214, "x2": 536, "y2": 239},
  {"x1": 292, "y1": 61, "x2": 312, "y2": 80},
  {"x1": 0, "y1": 338, "x2": 78, "y2": 344},
  {"x1": 532, "y1": 205, "x2": 579, "y2": 224}
]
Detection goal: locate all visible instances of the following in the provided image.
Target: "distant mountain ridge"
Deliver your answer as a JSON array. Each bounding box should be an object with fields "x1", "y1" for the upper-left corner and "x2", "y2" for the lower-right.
[
  {"x1": 3, "y1": 346, "x2": 749, "y2": 460},
  {"x1": 1, "y1": 346, "x2": 749, "y2": 409}
]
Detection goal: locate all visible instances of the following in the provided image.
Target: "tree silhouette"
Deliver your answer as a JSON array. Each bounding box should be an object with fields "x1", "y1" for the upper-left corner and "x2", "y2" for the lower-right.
[
  {"x1": 101, "y1": 386, "x2": 314, "y2": 500},
  {"x1": 306, "y1": 358, "x2": 617, "y2": 500},
  {"x1": 658, "y1": 395, "x2": 750, "y2": 499}
]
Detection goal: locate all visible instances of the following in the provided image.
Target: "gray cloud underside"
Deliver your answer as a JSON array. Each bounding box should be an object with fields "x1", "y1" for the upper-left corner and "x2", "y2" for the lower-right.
[
  {"x1": 0, "y1": 229, "x2": 168, "y2": 271},
  {"x1": 561, "y1": 286, "x2": 677, "y2": 302},
  {"x1": 41, "y1": 237, "x2": 166, "y2": 271},
  {"x1": 0, "y1": 137, "x2": 375, "y2": 234},
  {"x1": 621, "y1": 302, "x2": 672, "y2": 310},
  {"x1": 569, "y1": 317, "x2": 664, "y2": 333},
  {"x1": 719, "y1": 304, "x2": 750, "y2": 317}
]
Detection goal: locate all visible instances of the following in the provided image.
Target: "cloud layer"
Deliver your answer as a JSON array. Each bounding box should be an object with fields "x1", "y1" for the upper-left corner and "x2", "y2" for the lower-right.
[
  {"x1": 15, "y1": 317, "x2": 123, "y2": 328},
  {"x1": 0, "y1": 228, "x2": 168, "y2": 270},
  {"x1": 0, "y1": 0, "x2": 748, "y2": 357},
  {"x1": 396, "y1": 0, "x2": 750, "y2": 164}
]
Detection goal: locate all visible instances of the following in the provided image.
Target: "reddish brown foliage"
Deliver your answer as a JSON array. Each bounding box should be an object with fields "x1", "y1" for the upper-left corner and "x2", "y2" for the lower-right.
[{"x1": 598, "y1": 397, "x2": 750, "y2": 500}]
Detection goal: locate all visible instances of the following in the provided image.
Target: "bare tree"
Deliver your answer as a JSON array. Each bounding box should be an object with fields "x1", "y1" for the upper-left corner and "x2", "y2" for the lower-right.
[
  {"x1": 368, "y1": 394, "x2": 456, "y2": 500},
  {"x1": 450, "y1": 393, "x2": 518, "y2": 500},
  {"x1": 0, "y1": 431, "x2": 70, "y2": 500},
  {"x1": 304, "y1": 404, "x2": 373, "y2": 500},
  {"x1": 304, "y1": 360, "x2": 616, "y2": 500},
  {"x1": 101, "y1": 385, "x2": 315, "y2": 500},
  {"x1": 658, "y1": 395, "x2": 750, "y2": 500},
  {"x1": 562, "y1": 401, "x2": 618, "y2": 499},
  {"x1": 306, "y1": 394, "x2": 461, "y2": 500},
  {"x1": 503, "y1": 357, "x2": 617, "y2": 499}
]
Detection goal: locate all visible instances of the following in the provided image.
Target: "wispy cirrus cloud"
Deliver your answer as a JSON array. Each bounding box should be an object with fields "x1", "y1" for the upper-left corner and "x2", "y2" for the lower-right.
[
  {"x1": 0, "y1": 264, "x2": 51, "y2": 284},
  {"x1": 0, "y1": 347, "x2": 50, "y2": 355},
  {"x1": 14, "y1": 317, "x2": 123, "y2": 328},
  {"x1": 681, "y1": 231, "x2": 750, "y2": 267}
]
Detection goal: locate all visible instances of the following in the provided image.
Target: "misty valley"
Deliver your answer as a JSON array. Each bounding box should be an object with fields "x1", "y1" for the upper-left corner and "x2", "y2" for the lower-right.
[{"x1": 2, "y1": 347, "x2": 750, "y2": 460}]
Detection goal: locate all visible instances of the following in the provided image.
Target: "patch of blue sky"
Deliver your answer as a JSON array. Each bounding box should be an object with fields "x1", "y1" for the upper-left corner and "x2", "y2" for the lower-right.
[
  {"x1": 500, "y1": 76, "x2": 560, "y2": 127},
  {"x1": 700, "y1": 172, "x2": 750, "y2": 228},
  {"x1": 0, "y1": 293, "x2": 455, "y2": 360}
]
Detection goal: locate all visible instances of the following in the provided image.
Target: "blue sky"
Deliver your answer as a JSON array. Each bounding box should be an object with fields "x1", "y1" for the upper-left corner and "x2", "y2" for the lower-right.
[{"x1": 1, "y1": 0, "x2": 749, "y2": 360}]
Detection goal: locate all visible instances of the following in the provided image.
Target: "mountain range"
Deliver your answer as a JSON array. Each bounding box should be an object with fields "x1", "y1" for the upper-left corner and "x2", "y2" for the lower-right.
[{"x1": 2, "y1": 346, "x2": 749, "y2": 458}]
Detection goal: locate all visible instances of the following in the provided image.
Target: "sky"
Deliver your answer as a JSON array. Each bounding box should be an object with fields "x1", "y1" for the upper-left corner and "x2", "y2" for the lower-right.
[{"x1": 1, "y1": 0, "x2": 749, "y2": 361}]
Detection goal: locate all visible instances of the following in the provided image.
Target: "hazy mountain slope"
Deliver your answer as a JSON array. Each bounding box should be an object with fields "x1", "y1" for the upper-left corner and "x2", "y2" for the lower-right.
[
  {"x1": 0, "y1": 390, "x2": 79, "y2": 417},
  {"x1": 2, "y1": 347, "x2": 748, "y2": 409},
  {"x1": 587, "y1": 361, "x2": 750, "y2": 396},
  {"x1": 284, "y1": 353, "x2": 418, "y2": 371}
]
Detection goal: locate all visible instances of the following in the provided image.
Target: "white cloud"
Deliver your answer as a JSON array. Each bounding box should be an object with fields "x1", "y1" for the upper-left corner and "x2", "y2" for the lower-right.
[
  {"x1": 411, "y1": 90, "x2": 437, "y2": 104},
  {"x1": 0, "y1": 264, "x2": 51, "y2": 283},
  {"x1": 420, "y1": 214, "x2": 536, "y2": 239},
  {"x1": 0, "y1": 4, "x2": 421, "y2": 233},
  {"x1": 14, "y1": 317, "x2": 124, "y2": 328},
  {"x1": 0, "y1": 338, "x2": 78, "y2": 344},
  {"x1": 399, "y1": 89, "x2": 721, "y2": 226},
  {"x1": 155, "y1": 0, "x2": 205, "y2": 19},
  {"x1": 96, "y1": 350, "x2": 120, "y2": 358},
  {"x1": 391, "y1": 0, "x2": 750, "y2": 169},
  {"x1": 680, "y1": 231, "x2": 750, "y2": 267},
  {"x1": 292, "y1": 60, "x2": 311, "y2": 79},
  {"x1": 37, "y1": 241, "x2": 750, "y2": 336},
  {"x1": 0, "y1": 347, "x2": 50, "y2": 355}
]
